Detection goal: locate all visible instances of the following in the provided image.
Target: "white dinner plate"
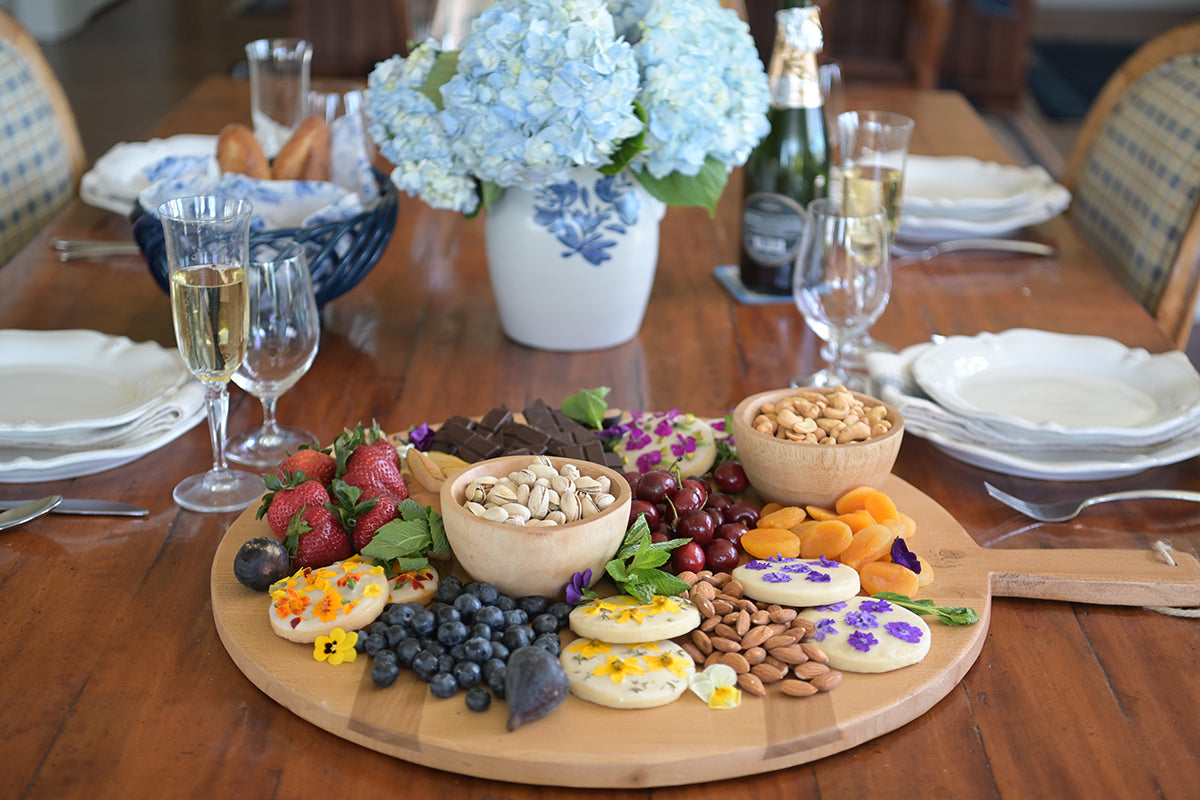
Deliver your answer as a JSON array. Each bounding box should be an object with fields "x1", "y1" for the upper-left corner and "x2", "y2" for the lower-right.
[
  {"x1": 0, "y1": 381, "x2": 206, "y2": 482},
  {"x1": 897, "y1": 184, "x2": 1071, "y2": 243},
  {"x1": 0, "y1": 330, "x2": 189, "y2": 435},
  {"x1": 917, "y1": 422, "x2": 1200, "y2": 481},
  {"x1": 902, "y1": 156, "x2": 1064, "y2": 218},
  {"x1": 910, "y1": 329, "x2": 1200, "y2": 444}
]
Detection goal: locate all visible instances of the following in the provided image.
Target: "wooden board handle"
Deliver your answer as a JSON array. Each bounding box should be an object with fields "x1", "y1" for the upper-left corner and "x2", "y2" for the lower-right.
[{"x1": 978, "y1": 546, "x2": 1200, "y2": 607}]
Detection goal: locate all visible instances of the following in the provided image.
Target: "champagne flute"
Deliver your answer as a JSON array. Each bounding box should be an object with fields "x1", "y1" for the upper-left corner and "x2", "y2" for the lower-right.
[
  {"x1": 160, "y1": 196, "x2": 265, "y2": 513},
  {"x1": 227, "y1": 239, "x2": 321, "y2": 469},
  {"x1": 791, "y1": 198, "x2": 892, "y2": 392},
  {"x1": 832, "y1": 110, "x2": 914, "y2": 368}
]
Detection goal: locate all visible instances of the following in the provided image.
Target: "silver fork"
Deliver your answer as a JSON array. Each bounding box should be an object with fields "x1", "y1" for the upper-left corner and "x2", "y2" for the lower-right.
[
  {"x1": 892, "y1": 238, "x2": 1056, "y2": 263},
  {"x1": 984, "y1": 481, "x2": 1200, "y2": 522}
]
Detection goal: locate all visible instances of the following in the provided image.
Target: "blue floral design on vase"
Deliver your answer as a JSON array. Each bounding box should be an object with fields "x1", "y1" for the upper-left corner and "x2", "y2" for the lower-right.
[
  {"x1": 531, "y1": 172, "x2": 642, "y2": 266},
  {"x1": 484, "y1": 166, "x2": 666, "y2": 351}
]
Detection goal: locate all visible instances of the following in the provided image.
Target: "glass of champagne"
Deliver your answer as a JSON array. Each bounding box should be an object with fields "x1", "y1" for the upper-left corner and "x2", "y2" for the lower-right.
[
  {"x1": 227, "y1": 239, "x2": 321, "y2": 469},
  {"x1": 831, "y1": 110, "x2": 914, "y2": 368},
  {"x1": 791, "y1": 197, "x2": 892, "y2": 392},
  {"x1": 160, "y1": 196, "x2": 265, "y2": 513}
]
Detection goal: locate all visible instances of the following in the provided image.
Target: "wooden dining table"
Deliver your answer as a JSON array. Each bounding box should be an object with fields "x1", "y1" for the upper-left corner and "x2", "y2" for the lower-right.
[{"x1": 3, "y1": 75, "x2": 1200, "y2": 799}]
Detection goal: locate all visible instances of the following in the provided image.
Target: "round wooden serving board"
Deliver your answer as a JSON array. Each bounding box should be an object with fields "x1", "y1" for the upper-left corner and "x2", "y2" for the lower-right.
[{"x1": 210, "y1": 474, "x2": 1200, "y2": 788}]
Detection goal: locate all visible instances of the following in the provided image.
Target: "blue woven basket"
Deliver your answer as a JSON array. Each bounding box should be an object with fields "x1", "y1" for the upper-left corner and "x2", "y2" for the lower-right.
[{"x1": 131, "y1": 170, "x2": 399, "y2": 306}]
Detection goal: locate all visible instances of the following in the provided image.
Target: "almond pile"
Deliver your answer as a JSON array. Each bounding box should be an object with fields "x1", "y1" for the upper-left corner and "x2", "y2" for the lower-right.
[{"x1": 675, "y1": 570, "x2": 842, "y2": 698}]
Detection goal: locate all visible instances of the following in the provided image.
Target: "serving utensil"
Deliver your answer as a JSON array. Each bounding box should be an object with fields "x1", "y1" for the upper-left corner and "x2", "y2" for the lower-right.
[
  {"x1": 893, "y1": 238, "x2": 1055, "y2": 263},
  {"x1": 52, "y1": 239, "x2": 142, "y2": 261},
  {"x1": 0, "y1": 495, "x2": 63, "y2": 532},
  {"x1": 985, "y1": 481, "x2": 1200, "y2": 522},
  {"x1": 0, "y1": 498, "x2": 148, "y2": 516}
]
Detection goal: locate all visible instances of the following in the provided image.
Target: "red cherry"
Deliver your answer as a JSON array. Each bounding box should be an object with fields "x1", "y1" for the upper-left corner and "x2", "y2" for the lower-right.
[
  {"x1": 725, "y1": 502, "x2": 761, "y2": 527},
  {"x1": 682, "y1": 477, "x2": 709, "y2": 505},
  {"x1": 670, "y1": 541, "x2": 706, "y2": 574},
  {"x1": 650, "y1": 530, "x2": 670, "y2": 544},
  {"x1": 629, "y1": 499, "x2": 659, "y2": 529},
  {"x1": 669, "y1": 485, "x2": 705, "y2": 516},
  {"x1": 704, "y1": 492, "x2": 735, "y2": 515},
  {"x1": 715, "y1": 522, "x2": 748, "y2": 544},
  {"x1": 705, "y1": 538, "x2": 740, "y2": 572},
  {"x1": 637, "y1": 470, "x2": 678, "y2": 504},
  {"x1": 713, "y1": 461, "x2": 749, "y2": 494},
  {"x1": 676, "y1": 509, "x2": 715, "y2": 548}
]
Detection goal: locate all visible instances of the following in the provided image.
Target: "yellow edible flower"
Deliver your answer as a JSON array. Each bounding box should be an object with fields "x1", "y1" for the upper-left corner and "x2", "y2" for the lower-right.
[
  {"x1": 593, "y1": 656, "x2": 646, "y2": 684},
  {"x1": 643, "y1": 595, "x2": 682, "y2": 615},
  {"x1": 313, "y1": 628, "x2": 358, "y2": 666},
  {"x1": 689, "y1": 664, "x2": 742, "y2": 709},
  {"x1": 568, "y1": 639, "x2": 611, "y2": 659},
  {"x1": 642, "y1": 651, "x2": 691, "y2": 679},
  {"x1": 313, "y1": 589, "x2": 344, "y2": 623}
]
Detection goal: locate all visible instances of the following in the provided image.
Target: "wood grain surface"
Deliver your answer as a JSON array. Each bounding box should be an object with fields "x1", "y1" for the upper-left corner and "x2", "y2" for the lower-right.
[{"x1": 4, "y1": 78, "x2": 1200, "y2": 799}]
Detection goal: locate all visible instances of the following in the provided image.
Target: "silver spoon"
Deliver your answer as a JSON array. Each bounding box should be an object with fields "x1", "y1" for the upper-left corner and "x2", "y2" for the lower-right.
[
  {"x1": 892, "y1": 238, "x2": 1056, "y2": 263},
  {"x1": 0, "y1": 495, "x2": 64, "y2": 532}
]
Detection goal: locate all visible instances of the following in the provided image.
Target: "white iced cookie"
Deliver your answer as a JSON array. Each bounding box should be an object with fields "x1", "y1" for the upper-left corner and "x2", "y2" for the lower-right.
[
  {"x1": 560, "y1": 638, "x2": 695, "y2": 709},
  {"x1": 389, "y1": 564, "x2": 439, "y2": 605},
  {"x1": 569, "y1": 595, "x2": 701, "y2": 644},
  {"x1": 796, "y1": 595, "x2": 931, "y2": 673},
  {"x1": 613, "y1": 410, "x2": 717, "y2": 478},
  {"x1": 269, "y1": 556, "x2": 389, "y2": 643},
  {"x1": 732, "y1": 556, "x2": 860, "y2": 607}
]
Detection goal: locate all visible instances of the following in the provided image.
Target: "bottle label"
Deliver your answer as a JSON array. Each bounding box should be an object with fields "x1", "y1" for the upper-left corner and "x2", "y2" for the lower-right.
[{"x1": 741, "y1": 192, "x2": 807, "y2": 267}]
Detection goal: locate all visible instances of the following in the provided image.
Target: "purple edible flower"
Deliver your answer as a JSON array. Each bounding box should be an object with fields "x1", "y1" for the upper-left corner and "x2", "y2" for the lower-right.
[
  {"x1": 804, "y1": 571, "x2": 831, "y2": 583},
  {"x1": 763, "y1": 572, "x2": 792, "y2": 583},
  {"x1": 781, "y1": 563, "x2": 808, "y2": 573},
  {"x1": 845, "y1": 610, "x2": 879, "y2": 629},
  {"x1": 890, "y1": 537, "x2": 922, "y2": 573},
  {"x1": 565, "y1": 569, "x2": 592, "y2": 605},
  {"x1": 653, "y1": 418, "x2": 674, "y2": 437},
  {"x1": 812, "y1": 601, "x2": 848, "y2": 611},
  {"x1": 884, "y1": 621, "x2": 924, "y2": 643},
  {"x1": 636, "y1": 451, "x2": 662, "y2": 473},
  {"x1": 670, "y1": 437, "x2": 697, "y2": 458},
  {"x1": 859, "y1": 599, "x2": 893, "y2": 615},
  {"x1": 816, "y1": 555, "x2": 839, "y2": 569},
  {"x1": 744, "y1": 560, "x2": 770, "y2": 570},
  {"x1": 627, "y1": 429, "x2": 653, "y2": 450},
  {"x1": 409, "y1": 423, "x2": 435, "y2": 450},
  {"x1": 811, "y1": 618, "x2": 838, "y2": 641},
  {"x1": 848, "y1": 631, "x2": 878, "y2": 652}
]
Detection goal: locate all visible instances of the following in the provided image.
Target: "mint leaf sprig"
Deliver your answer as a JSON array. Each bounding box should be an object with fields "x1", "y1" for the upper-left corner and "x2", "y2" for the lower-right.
[
  {"x1": 560, "y1": 386, "x2": 612, "y2": 430},
  {"x1": 872, "y1": 592, "x2": 980, "y2": 626},
  {"x1": 595, "y1": 515, "x2": 691, "y2": 604},
  {"x1": 359, "y1": 499, "x2": 449, "y2": 575}
]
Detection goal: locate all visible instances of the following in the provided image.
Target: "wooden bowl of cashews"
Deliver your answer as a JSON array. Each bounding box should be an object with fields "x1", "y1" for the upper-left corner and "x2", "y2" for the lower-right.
[
  {"x1": 440, "y1": 455, "x2": 632, "y2": 599},
  {"x1": 731, "y1": 386, "x2": 904, "y2": 509}
]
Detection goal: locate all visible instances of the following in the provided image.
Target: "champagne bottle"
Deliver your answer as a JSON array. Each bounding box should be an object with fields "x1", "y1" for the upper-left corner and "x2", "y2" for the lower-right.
[{"x1": 738, "y1": 4, "x2": 829, "y2": 295}]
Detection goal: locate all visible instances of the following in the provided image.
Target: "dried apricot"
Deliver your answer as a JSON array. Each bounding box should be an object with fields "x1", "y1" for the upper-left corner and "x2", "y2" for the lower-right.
[
  {"x1": 916, "y1": 556, "x2": 934, "y2": 588},
  {"x1": 897, "y1": 511, "x2": 917, "y2": 538},
  {"x1": 859, "y1": 561, "x2": 921, "y2": 598},
  {"x1": 740, "y1": 527, "x2": 801, "y2": 559},
  {"x1": 834, "y1": 486, "x2": 876, "y2": 515},
  {"x1": 760, "y1": 501, "x2": 785, "y2": 517},
  {"x1": 806, "y1": 505, "x2": 837, "y2": 521},
  {"x1": 838, "y1": 523, "x2": 897, "y2": 571},
  {"x1": 798, "y1": 519, "x2": 853, "y2": 560},
  {"x1": 836, "y1": 509, "x2": 877, "y2": 533},
  {"x1": 758, "y1": 505, "x2": 807, "y2": 530},
  {"x1": 863, "y1": 490, "x2": 900, "y2": 523}
]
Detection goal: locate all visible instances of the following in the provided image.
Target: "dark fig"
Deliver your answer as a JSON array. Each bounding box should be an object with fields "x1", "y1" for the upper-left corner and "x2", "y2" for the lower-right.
[
  {"x1": 504, "y1": 645, "x2": 569, "y2": 731},
  {"x1": 233, "y1": 536, "x2": 293, "y2": 591}
]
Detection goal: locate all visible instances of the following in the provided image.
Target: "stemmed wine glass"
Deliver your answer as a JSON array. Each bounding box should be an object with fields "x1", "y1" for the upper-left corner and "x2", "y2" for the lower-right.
[
  {"x1": 227, "y1": 239, "x2": 321, "y2": 469},
  {"x1": 160, "y1": 196, "x2": 265, "y2": 512},
  {"x1": 791, "y1": 197, "x2": 892, "y2": 392}
]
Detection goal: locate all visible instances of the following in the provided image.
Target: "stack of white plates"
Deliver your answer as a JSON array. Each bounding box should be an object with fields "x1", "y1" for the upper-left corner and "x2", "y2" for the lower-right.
[
  {"x1": 0, "y1": 330, "x2": 206, "y2": 482},
  {"x1": 867, "y1": 329, "x2": 1200, "y2": 480},
  {"x1": 898, "y1": 156, "x2": 1072, "y2": 244}
]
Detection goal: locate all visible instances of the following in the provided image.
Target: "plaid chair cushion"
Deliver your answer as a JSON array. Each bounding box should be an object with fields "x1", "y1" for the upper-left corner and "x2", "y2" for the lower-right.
[
  {"x1": 0, "y1": 38, "x2": 75, "y2": 265},
  {"x1": 1070, "y1": 54, "x2": 1200, "y2": 313}
]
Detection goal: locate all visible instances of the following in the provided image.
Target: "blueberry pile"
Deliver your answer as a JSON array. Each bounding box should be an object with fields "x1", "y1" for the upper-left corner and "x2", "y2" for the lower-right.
[{"x1": 356, "y1": 576, "x2": 572, "y2": 712}]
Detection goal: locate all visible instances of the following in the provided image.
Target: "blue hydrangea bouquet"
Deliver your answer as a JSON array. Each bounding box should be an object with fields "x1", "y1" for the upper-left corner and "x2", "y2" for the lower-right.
[{"x1": 364, "y1": 0, "x2": 770, "y2": 216}]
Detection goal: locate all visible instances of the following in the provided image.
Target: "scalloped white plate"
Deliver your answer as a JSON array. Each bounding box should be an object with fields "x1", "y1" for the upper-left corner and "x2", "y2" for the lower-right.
[
  {"x1": 902, "y1": 156, "x2": 1062, "y2": 218},
  {"x1": 0, "y1": 330, "x2": 189, "y2": 435},
  {"x1": 911, "y1": 329, "x2": 1200, "y2": 444}
]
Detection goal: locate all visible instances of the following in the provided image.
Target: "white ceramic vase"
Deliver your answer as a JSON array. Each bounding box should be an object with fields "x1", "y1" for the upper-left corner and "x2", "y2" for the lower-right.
[{"x1": 484, "y1": 167, "x2": 667, "y2": 351}]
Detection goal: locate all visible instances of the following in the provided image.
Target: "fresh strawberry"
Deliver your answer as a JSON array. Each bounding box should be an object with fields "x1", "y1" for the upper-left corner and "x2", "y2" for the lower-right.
[
  {"x1": 342, "y1": 458, "x2": 409, "y2": 502},
  {"x1": 274, "y1": 446, "x2": 336, "y2": 486},
  {"x1": 284, "y1": 504, "x2": 353, "y2": 570},
  {"x1": 329, "y1": 479, "x2": 398, "y2": 553},
  {"x1": 351, "y1": 490, "x2": 398, "y2": 552},
  {"x1": 348, "y1": 437, "x2": 402, "y2": 471},
  {"x1": 257, "y1": 474, "x2": 332, "y2": 540}
]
